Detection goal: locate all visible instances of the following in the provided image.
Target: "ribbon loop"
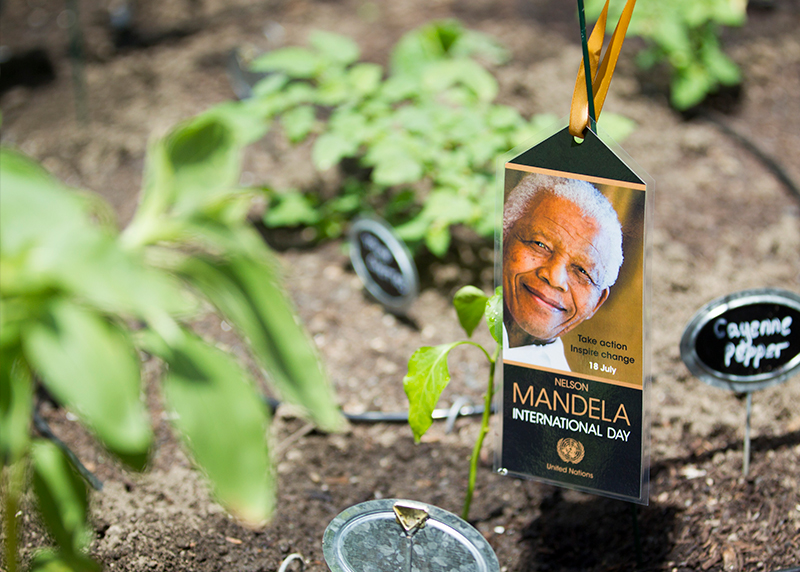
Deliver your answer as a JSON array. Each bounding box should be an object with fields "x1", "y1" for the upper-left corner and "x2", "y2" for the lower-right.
[{"x1": 569, "y1": 0, "x2": 637, "y2": 138}]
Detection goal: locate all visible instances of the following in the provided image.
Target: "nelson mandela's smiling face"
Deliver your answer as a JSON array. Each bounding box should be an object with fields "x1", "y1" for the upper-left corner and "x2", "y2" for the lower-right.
[{"x1": 503, "y1": 192, "x2": 609, "y2": 344}]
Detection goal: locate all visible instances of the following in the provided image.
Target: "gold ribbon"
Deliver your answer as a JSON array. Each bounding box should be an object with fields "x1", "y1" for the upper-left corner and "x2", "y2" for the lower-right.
[{"x1": 569, "y1": 0, "x2": 637, "y2": 138}]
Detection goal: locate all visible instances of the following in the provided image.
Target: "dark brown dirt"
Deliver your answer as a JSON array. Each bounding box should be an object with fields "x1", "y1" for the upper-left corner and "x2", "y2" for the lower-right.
[{"x1": 2, "y1": 0, "x2": 800, "y2": 571}]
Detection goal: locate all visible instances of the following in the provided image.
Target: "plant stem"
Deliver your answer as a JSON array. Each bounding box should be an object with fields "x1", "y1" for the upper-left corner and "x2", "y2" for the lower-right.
[
  {"x1": 3, "y1": 461, "x2": 25, "y2": 572},
  {"x1": 461, "y1": 342, "x2": 500, "y2": 521}
]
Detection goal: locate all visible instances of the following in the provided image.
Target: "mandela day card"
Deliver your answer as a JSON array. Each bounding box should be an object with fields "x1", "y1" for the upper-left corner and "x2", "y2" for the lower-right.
[{"x1": 496, "y1": 123, "x2": 652, "y2": 504}]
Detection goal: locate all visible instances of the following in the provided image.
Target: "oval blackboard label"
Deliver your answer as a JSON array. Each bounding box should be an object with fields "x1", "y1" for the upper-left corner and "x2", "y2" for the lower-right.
[
  {"x1": 680, "y1": 289, "x2": 800, "y2": 392},
  {"x1": 348, "y1": 217, "x2": 419, "y2": 312}
]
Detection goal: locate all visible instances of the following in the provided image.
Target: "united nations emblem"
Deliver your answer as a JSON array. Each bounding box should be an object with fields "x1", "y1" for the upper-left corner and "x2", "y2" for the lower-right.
[{"x1": 557, "y1": 438, "x2": 585, "y2": 464}]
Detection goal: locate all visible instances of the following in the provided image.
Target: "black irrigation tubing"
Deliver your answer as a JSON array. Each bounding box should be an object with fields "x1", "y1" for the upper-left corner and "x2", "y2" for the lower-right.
[
  {"x1": 701, "y1": 110, "x2": 800, "y2": 204},
  {"x1": 33, "y1": 395, "x2": 494, "y2": 492},
  {"x1": 265, "y1": 396, "x2": 497, "y2": 426},
  {"x1": 33, "y1": 407, "x2": 104, "y2": 491}
]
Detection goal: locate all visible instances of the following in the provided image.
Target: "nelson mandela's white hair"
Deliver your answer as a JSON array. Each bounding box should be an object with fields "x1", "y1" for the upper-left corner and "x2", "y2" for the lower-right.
[{"x1": 503, "y1": 173, "x2": 624, "y2": 289}]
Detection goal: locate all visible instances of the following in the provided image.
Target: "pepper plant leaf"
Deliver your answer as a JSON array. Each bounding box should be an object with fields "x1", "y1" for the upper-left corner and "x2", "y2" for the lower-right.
[
  {"x1": 251, "y1": 46, "x2": 322, "y2": 78},
  {"x1": 176, "y1": 253, "x2": 345, "y2": 433},
  {"x1": 0, "y1": 349, "x2": 32, "y2": 463},
  {"x1": 404, "y1": 341, "x2": 470, "y2": 441},
  {"x1": 156, "y1": 330, "x2": 275, "y2": 526},
  {"x1": 31, "y1": 440, "x2": 93, "y2": 559},
  {"x1": 310, "y1": 30, "x2": 361, "y2": 66},
  {"x1": 453, "y1": 285, "x2": 489, "y2": 338},
  {"x1": 23, "y1": 299, "x2": 152, "y2": 470},
  {"x1": 486, "y1": 286, "x2": 503, "y2": 345}
]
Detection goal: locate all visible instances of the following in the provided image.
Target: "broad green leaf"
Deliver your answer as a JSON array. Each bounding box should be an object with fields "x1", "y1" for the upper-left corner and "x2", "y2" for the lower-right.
[
  {"x1": 31, "y1": 440, "x2": 92, "y2": 556},
  {"x1": 251, "y1": 73, "x2": 290, "y2": 98},
  {"x1": 158, "y1": 331, "x2": 274, "y2": 525},
  {"x1": 453, "y1": 286, "x2": 489, "y2": 338},
  {"x1": 450, "y1": 28, "x2": 510, "y2": 65},
  {"x1": 176, "y1": 254, "x2": 345, "y2": 433},
  {"x1": 371, "y1": 151, "x2": 423, "y2": 187},
  {"x1": 487, "y1": 105, "x2": 523, "y2": 130},
  {"x1": 205, "y1": 100, "x2": 272, "y2": 145},
  {"x1": 348, "y1": 63, "x2": 383, "y2": 97},
  {"x1": 422, "y1": 59, "x2": 498, "y2": 102},
  {"x1": 390, "y1": 19, "x2": 465, "y2": 76},
  {"x1": 281, "y1": 105, "x2": 316, "y2": 143},
  {"x1": 486, "y1": 287, "x2": 503, "y2": 345},
  {"x1": 0, "y1": 148, "x2": 89, "y2": 259},
  {"x1": 310, "y1": 30, "x2": 361, "y2": 66},
  {"x1": 312, "y1": 131, "x2": 359, "y2": 171},
  {"x1": 264, "y1": 191, "x2": 321, "y2": 227},
  {"x1": 404, "y1": 342, "x2": 467, "y2": 441},
  {"x1": 164, "y1": 116, "x2": 242, "y2": 215},
  {"x1": 425, "y1": 222, "x2": 451, "y2": 257},
  {"x1": 251, "y1": 47, "x2": 322, "y2": 78},
  {"x1": 0, "y1": 349, "x2": 32, "y2": 463},
  {"x1": 23, "y1": 299, "x2": 152, "y2": 469},
  {"x1": 420, "y1": 189, "x2": 476, "y2": 225}
]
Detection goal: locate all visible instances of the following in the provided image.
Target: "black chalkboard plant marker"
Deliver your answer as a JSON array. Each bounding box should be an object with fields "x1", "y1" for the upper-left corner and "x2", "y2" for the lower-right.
[{"x1": 680, "y1": 288, "x2": 800, "y2": 477}]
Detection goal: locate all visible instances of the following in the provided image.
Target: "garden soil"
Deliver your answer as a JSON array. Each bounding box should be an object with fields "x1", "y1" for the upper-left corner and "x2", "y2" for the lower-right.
[{"x1": 2, "y1": 0, "x2": 800, "y2": 571}]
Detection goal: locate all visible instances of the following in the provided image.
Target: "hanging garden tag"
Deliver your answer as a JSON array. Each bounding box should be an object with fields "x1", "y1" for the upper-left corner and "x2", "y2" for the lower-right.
[{"x1": 496, "y1": 121, "x2": 653, "y2": 504}]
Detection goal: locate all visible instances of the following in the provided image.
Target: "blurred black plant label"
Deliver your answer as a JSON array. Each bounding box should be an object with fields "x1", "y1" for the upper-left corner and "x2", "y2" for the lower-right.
[
  {"x1": 497, "y1": 122, "x2": 653, "y2": 505},
  {"x1": 349, "y1": 217, "x2": 419, "y2": 313},
  {"x1": 681, "y1": 289, "x2": 800, "y2": 393}
]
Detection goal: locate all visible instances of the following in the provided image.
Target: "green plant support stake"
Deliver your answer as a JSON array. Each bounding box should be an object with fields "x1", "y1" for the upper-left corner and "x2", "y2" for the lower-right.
[{"x1": 577, "y1": 0, "x2": 597, "y2": 132}]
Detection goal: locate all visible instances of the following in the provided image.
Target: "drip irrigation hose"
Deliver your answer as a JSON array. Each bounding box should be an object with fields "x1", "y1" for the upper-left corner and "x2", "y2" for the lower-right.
[
  {"x1": 33, "y1": 406, "x2": 104, "y2": 491},
  {"x1": 700, "y1": 111, "x2": 800, "y2": 204},
  {"x1": 33, "y1": 394, "x2": 495, "y2": 492},
  {"x1": 264, "y1": 396, "x2": 496, "y2": 424}
]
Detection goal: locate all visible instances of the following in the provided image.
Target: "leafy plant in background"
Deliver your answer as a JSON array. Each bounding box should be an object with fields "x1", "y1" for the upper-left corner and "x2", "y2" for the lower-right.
[
  {"x1": 250, "y1": 21, "x2": 634, "y2": 257},
  {"x1": 586, "y1": 0, "x2": 747, "y2": 109},
  {"x1": 0, "y1": 103, "x2": 345, "y2": 571},
  {"x1": 403, "y1": 286, "x2": 501, "y2": 520}
]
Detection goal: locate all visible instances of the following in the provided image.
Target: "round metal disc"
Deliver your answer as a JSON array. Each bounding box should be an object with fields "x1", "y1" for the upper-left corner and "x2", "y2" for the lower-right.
[{"x1": 323, "y1": 499, "x2": 499, "y2": 572}]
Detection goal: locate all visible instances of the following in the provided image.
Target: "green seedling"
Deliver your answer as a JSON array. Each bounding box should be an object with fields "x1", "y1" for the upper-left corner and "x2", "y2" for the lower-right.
[
  {"x1": 403, "y1": 286, "x2": 502, "y2": 520},
  {"x1": 0, "y1": 103, "x2": 345, "y2": 571}
]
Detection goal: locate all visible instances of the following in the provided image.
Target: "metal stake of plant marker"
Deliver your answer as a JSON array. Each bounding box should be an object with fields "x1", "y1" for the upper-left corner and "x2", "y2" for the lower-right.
[{"x1": 743, "y1": 392, "x2": 753, "y2": 477}]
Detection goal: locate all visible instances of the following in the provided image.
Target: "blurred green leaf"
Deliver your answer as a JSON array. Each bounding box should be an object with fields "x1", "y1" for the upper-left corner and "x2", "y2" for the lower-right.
[
  {"x1": 422, "y1": 59, "x2": 498, "y2": 102},
  {"x1": 157, "y1": 330, "x2": 274, "y2": 525},
  {"x1": 251, "y1": 47, "x2": 322, "y2": 78},
  {"x1": 348, "y1": 63, "x2": 383, "y2": 97},
  {"x1": 310, "y1": 30, "x2": 361, "y2": 66},
  {"x1": 165, "y1": 116, "x2": 242, "y2": 215},
  {"x1": 424, "y1": 222, "x2": 451, "y2": 258},
  {"x1": 404, "y1": 342, "x2": 467, "y2": 441},
  {"x1": 264, "y1": 191, "x2": 322, "y2": 227},
  {"x1": 31, "y1": 441, "x2": 92, "y2": 557},
  {"x1": 312, "y1": 131, "x2": 359, "y2": 171},
  {"x1": 23, "y1": 300, "x2": 152, "y2": 469},
  {"x1": 281, "y1": 105, "x2": 317, "y2": 143},
  {"x1": 453, "y1": 286, "x2": 489, "y2": 338},
  {"x1": 0, "y1": 350, "x2": 32, "y2": 463},
  {"x1": 176, "y1": 254, "x2": 345, "y2": 433}
]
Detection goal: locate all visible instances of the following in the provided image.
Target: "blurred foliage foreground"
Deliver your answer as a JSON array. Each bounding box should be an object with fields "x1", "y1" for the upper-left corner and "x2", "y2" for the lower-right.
[{"x1": 0, "y1": 105, "x2": 345, "y2": 571}]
